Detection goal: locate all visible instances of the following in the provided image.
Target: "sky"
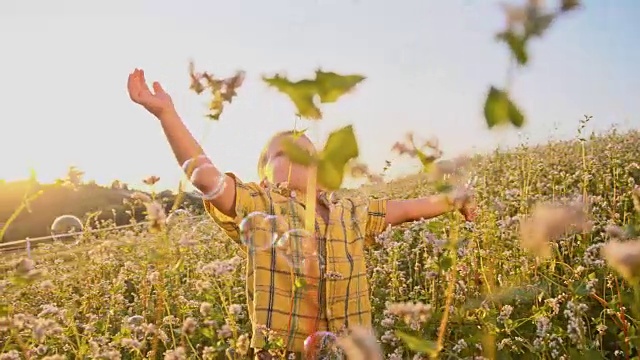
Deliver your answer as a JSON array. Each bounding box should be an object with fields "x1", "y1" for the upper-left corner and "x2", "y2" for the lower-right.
[{"x1": 1, "y1": 0, "x2": 639, "y2": 192}]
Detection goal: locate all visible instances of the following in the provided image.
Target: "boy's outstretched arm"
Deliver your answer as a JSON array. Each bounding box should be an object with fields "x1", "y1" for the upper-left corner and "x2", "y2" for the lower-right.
[
  {"x1": 127, "y1": 68, "x2": 237, "y2": 218},
  {"x1": 385, "y1": 193, "x2": 476, "y2": 226}
]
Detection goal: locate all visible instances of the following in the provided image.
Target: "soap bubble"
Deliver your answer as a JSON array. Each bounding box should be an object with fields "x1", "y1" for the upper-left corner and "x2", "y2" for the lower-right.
[
  {"x1": 51, "y1": 215, "x2": 83, "y2": 242},
  {"x1": 189, "y1": 164, "x2": 227, "y2": 200},
  {"x1": 274, "y1": 228, "x2": 322, "y2": 270},
  {"x1": 166, "y1": 209, "x2": 191, "y2": 228},
  {"x1": 239, "y1": 212, "x2": 288, "y2": 251},
  {"x1": 276, "y1": 228, "x2": 325, "y2": 335},
  {"x1": 304, "y1": 331, "x2": 343, "y2": 360}
]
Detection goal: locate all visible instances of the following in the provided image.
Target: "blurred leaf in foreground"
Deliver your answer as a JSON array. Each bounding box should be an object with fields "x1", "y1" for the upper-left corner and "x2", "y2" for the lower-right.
[
  {"x1": 395, "y1": 331, "x2": 439, "y2": 356},
  {"x1": 282, "y1": 125, "x2": 359, "y2": 190},
  {"x1": 484, "y1": 86, "x2": 524, "y2": 129},
  {"x1": 188, "y1": 61, "x2": 245, "y2": 121},
  {"x1": 263, "y1": 70, "x2": 366, "y2": 120}
]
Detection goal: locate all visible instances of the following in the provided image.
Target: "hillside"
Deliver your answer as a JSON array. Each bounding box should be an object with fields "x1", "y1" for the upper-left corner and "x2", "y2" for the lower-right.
[
  {"x1": 0, "y1": 180, "x2": 204, "y2": 242},
  {"x1": 3, "y1": 128, "x2": 639, "y2": 243}
]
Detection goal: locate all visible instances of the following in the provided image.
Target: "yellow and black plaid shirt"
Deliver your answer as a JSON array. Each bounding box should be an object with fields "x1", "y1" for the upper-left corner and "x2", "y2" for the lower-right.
[{"x1": 204, "y1": 173, "x2": 388, "y2": 353}]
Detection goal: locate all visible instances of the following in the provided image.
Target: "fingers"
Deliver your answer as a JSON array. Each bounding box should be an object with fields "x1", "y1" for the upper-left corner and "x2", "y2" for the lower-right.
[
  {"x1": 127, "y1": 70, "x2": 138, "y2": 100},
  {"x1": 152, "y1": 81, "x2": 165, "y2": 95},
  {"x1": 138, "y1": 69, "x2": 153, "y2": 95}
]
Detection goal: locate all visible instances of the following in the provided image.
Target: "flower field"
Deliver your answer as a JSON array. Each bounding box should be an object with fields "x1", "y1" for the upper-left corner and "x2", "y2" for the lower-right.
[{"x1": 2, "y1": 127, "x2": 640, "y2": 360}]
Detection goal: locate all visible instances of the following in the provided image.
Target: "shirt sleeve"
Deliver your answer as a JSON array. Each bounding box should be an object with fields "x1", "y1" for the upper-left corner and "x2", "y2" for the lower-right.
[
  {"x1": 364, "y1": 198, "x2": 388, "y2": 245},
  {"x1": 202, "y1": 172, "x2": 265, "y2": 244}
]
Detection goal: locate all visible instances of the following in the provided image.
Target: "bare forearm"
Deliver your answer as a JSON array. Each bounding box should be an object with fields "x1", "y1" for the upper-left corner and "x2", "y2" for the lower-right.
[
  {"x1": 155, "y1": 108, "x2": 237, "y2": 218},
  {"x1": 156, "y1": 108, "x2": 206, "y2": 167},
  {"x1": 386, "y1": 195, "x2": 454, "y2": 225}
]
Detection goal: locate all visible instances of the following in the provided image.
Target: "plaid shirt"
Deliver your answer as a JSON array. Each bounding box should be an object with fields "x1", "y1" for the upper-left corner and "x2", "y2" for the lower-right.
[{"x1": 204, "y1": 173, "x2": 388, "y2": 353}]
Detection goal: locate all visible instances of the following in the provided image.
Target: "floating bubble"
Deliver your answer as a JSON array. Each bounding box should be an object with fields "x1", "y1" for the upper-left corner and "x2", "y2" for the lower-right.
[
  {"x1": 239, "y1": 212, "x2": 288, "y2": 251},
  {"x1": 304, "y1": 331, "x2": 343, "y2": 360},
  {"x1": 273, "y1": 228, "x2": 321, "y2": 269},
  {"x1": 166, "y1": 209, "x2": 191, "y2": 228},
  {"x1": 51, "y1": 215, "x2": 83, "y2": 243},
  {"x1": 189, "y1": 164, "x2": 228, "y2": 200},
  {"x1": 181, "y1": 154, "x2": 211, "y2": 175}
]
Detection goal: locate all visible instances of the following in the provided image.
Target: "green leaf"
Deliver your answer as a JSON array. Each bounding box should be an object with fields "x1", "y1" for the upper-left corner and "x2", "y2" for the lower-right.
[
  {"x1": 395, "y1": 331, "x2": 439, "y2": 356},
  {"x1": 526, "y1": 13, "x2": 555, "y2": 38},
  {"x1": 314, "y1": 70, "x2": 366, "y2": 103},
  {"x1": 321, "y1": 125, "x2": 359, "y2": 168},
  {"x1": 291, "y1": 128, "x2": 308, "y2": 139},
  {"x1": 282, "y1": 138, "x2": 316, "y2": 166},
  {"x1": 484, "y1": 87, "x2": 509, "y2": 128},
  {"x1": 507, "y1": 95, "x2": 525, "y2": 127},
  {"x1": 498, "y1": 31, "x2": 528, "y2": 65},
  {"x1": 573, "y1": 281, "x2": 589, "y2": 296},
  {"x1": 416, "y1": 150, "x2": 438, "y2": 170},
  {"x1": 317, "y1": 125, "x2": 360, "y2": 190},
  {"x1": 263, "y1": 75, "x2": 322, "y2": 120},
  {"x1": 277, "y1": 124, "x2": 359, "y2": 190},
  {"x1": 561, "y1": 0, "x2": 581, "y2": 12},
  {"x1": 484, "y1": 87, "x2": 525, "y2": 129},
  {"x1": 439, "y1": 255, "x2": 453, "y2": 271},
  {"x1": 263, "y1": 71, "x2": 365, "y2": 120}
]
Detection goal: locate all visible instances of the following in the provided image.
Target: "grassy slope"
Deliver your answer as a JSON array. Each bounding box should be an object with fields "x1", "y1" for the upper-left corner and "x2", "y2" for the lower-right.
[{"x1": 0, "y1": 181, "x2": 205, "y2": 242}]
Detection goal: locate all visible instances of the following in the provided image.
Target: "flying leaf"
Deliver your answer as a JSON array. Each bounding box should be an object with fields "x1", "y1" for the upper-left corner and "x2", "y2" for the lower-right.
[
  {"x1": 282, "y1": 125, "x2": 360, "y2": 190},
  {"x1": 526, "y1": 13, "x2": 555, "y2": 38},
  {"x1": 321, "y1": 125, "x2": 359, "y2": 169},
  {"x1": 318, "y1": 125, "x2": 359, "y2": 190},
  {"x1": 314, "y1": 70, "x2": 366, "y2": 103},
  {"x1": 281, "y1": 138, "x2": 316, "y2": 166},
  {"x1": 506, "y1": 95, "x2": 525, "y2": 127},
  {"x1": 484, "y1": 87, "x2": 509, "y2": 128},
  {"x1": 395, "y1": 331, "x2": 439, "y2": 356},
  {"x1": 484, "y1": 86, "x2": 525, "y2": 128},
  {"x1": 561, "y1": 0, "x2": 581, "y2": 12},
  {"x1": 263, "y1": 75, "x2": 322, "y2": 120},
  {"x1": 291, "y1": 128, "x2": 309, "y2": 139},
  {"x1": 416, "y1": 150, "x2": 440, "y2": 172},
  {"x1": 189, "y1": 61, "x2": 245, "y2": 120},
  {"x1": 263, "y1": 71, "x2": 366, "y2": 120},
  {"x1": 497, "y1": 31, "x2": 528, "y2": 65}
]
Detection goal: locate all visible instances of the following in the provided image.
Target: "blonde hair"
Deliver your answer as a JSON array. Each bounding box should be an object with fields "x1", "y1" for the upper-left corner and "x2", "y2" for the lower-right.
[{"x1": 257, "y1": 130, "x2": 312, "y2": 180}]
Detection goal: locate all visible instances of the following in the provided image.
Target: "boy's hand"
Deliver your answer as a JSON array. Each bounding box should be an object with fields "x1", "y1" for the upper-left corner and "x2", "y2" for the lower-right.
[
  {"x1": 459, "y1": 197, "x2": 477, "y2": 222},
  {"x1": 127, "y1": 68, "x2": 174, "y2": 117}
]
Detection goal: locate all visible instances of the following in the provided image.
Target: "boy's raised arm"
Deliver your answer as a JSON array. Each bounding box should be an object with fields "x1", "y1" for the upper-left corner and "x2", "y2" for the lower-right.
[{"x1": 127, "y1": 68, "x2": 237, "y2": 218}]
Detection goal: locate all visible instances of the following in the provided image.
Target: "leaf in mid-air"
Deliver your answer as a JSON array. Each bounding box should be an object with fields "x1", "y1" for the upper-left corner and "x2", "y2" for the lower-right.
[
  {"x1": 314, "y1": 70, "x2": 366, "y2": 103},
  {"x1": 281, "y1": 125, "x2": 360, "y2": 190},
  {"x1": 189, "y1": 61, "x2": 245, "y2": 120},
  {"x1": 506, "y1": 94, "x2": 525, "y2": 127},
  {"x1": 526, "y1": 13, "x2": 555, "y2": 38},
  {"x1": 291, "y1": 128, "x2": 308, "y2": 139},
  {"x1": 497, "y1": 30, "x2": 529, "y2": 65},
  {"x1": 281, "y1": 138, "x2": 316, "y2": 166},
  {"x1": 263, "y1": 71, "x2": 366, "y2": 120},
  {"x1": 317, "y1": 125, "x2": 359, "y2": 190},
  {"x1": 484, "y1": 86, "x2": 525, "y2": 129},
  {"x1": 263, "y1": 75, "x2": 322, "y2": 120}
]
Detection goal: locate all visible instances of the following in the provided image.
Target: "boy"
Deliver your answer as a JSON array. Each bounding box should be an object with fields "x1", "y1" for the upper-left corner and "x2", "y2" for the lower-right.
[{"x1": 126, "y1": 68, "x2": 476, "y2": 358}]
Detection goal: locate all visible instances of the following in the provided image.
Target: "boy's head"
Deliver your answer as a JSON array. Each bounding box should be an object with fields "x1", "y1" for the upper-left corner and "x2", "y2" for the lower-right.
[{"x1": 258, "y1": 131, "x2": 317, "y2": 191}]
